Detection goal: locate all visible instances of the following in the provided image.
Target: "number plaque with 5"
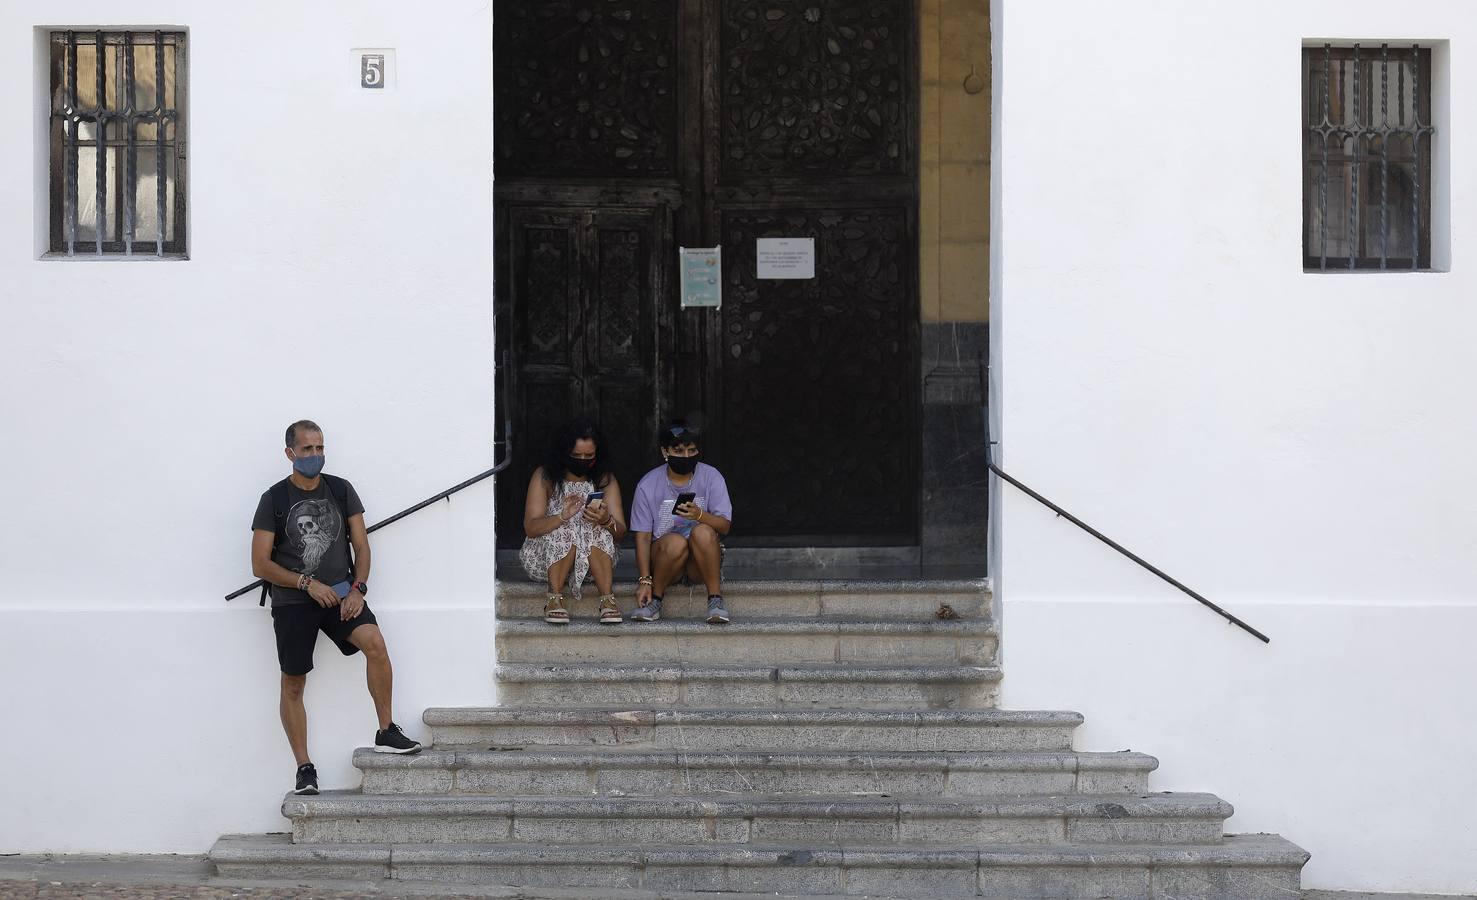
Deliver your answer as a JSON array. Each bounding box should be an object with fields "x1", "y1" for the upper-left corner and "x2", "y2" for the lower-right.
[
  {"x1": 352, "y1": 48, "x2": 394, "y2": 91},
  {"x1": 361, "y1": 54, "x2": 384, "y2": 89}
]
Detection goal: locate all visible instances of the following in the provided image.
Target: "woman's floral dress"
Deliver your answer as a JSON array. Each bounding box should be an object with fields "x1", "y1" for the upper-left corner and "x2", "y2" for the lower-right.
[{"x1": 519, "y1": 478, "x2": 619, "y2": 598}]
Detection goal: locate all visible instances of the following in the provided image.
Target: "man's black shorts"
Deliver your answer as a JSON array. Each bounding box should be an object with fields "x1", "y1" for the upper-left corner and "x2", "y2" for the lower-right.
[{"x1": 271, "y1": 602, "x2": 378, "y2": 676}]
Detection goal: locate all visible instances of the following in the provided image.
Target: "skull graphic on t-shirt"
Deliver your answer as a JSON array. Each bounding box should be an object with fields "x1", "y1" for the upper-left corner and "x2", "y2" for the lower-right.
[{"x1": 287, "y1": 498, "x2": 341, "y2": 575}]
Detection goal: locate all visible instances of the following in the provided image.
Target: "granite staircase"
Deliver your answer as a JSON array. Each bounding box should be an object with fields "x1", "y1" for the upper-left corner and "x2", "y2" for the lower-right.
[{"x1": 211, "y1": 578, "x2": 1308, "y2": 898}]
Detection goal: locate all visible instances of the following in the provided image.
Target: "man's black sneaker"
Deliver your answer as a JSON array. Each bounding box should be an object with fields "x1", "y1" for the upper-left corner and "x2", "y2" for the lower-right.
[
  {"x1": 293, "y1": 763, "x2": 319, "y2": 795},
  {"x1": 374, "y1": 722, "x2": 423, "y2": 754}
]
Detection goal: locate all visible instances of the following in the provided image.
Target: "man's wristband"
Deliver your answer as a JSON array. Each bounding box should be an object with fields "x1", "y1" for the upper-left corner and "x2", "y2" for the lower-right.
[
  {"x1": 637, "y1": 575, "x2": 654, "y2": 585},
  {"x1": 352, "y1": 580, "x2": 369, "y2": 597},
  {"x1": 297, "y1": 573, "x2": 312, "y2": 591}
]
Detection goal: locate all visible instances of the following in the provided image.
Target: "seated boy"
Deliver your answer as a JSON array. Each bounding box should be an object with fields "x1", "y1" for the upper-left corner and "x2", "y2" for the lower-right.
[{"x1": 629, "y1": 420, "x2": 734, "y2": 623}]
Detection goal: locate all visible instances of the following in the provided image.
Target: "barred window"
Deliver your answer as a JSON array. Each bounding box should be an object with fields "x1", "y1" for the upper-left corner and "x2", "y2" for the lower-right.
[
  {"x1": 48, "y1": 31, "x2": 186, "y2": 258},
  {"x1": 1303, "y1": 43, "x2": 1433, "y2": 271}
]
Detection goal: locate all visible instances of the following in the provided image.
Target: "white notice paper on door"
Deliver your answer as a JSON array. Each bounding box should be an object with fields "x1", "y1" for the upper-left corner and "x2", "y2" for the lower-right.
[{"x1": 756, "y1": 238, "x2": 815, "y2": 279}]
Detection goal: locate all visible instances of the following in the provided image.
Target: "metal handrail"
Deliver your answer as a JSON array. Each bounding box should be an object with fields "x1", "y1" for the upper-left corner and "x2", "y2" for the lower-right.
[
  {"x1": 981, "y1": 365, "x2": 1270, "y2": 644},
  {"x1": 225, "y1": 355, "x2": 515, "y2": 601}
]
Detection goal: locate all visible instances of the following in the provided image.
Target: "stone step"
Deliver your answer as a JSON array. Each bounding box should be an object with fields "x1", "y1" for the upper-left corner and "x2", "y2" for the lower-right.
[
  {"x1": 495, "y1": 579, "x2": 989, "y2": 622},
  {"x1": 495, "y1": 618, "x2": 996, "y2": 667},
  {"x1": 211, "y1": 833, "x2": 1308, "y2": 898},
  {"x1": 497, "y1": 545, "x2": 933, "y2": 574},
  {"x1": 281, "y1": 791, "x2": 1233, "y2": 846},
  {"x1": 352, "y1": 747, "x2": 1158, "y2": 797},
  {"x1": 494, "y1": 662, "x2": 1001, "y2": 708},
  {"x1": 424, "y1": 707, "x2": 1082, "y2": 752}
]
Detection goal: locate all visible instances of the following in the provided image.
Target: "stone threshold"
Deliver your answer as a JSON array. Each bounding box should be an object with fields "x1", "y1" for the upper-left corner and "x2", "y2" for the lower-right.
[{"x1": 495, "y1": 547, "x2": 986, "y2": 583}]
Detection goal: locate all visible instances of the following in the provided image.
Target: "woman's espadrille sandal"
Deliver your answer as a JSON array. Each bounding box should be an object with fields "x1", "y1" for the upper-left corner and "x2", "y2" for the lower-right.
[{"x1": 543, "y1": 593, "x2": 571, "y2": 625}]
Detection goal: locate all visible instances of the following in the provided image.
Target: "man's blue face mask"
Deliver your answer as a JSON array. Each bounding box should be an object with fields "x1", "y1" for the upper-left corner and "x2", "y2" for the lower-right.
[{"x1": 292, "y1": 453, "x2": 326, "y2": 478}]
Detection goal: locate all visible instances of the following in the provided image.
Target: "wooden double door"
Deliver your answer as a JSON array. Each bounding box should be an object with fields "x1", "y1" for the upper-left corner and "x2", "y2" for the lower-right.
[{"x1": 494, "y1": 0, "x2": 920, "y2": 547}]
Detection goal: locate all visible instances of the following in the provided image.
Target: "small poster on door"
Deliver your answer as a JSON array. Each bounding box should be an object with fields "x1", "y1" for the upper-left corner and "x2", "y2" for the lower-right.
[
  {"x1": 679, "y1": 247, "x2": 722, "y2": 309},
  {"x1": 756, "y1": 237, "x2": 815, "y2": 279}
]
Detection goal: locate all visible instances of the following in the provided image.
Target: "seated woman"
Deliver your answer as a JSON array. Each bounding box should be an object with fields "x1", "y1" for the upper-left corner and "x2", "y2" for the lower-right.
[{"x1": 520, "y1": 418, "x2": 627, "y2": 625}]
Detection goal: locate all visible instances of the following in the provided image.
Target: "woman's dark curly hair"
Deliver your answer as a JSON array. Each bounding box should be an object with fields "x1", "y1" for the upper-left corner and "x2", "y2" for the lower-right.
[{"x1": 539, "y1": 417, "x2": 613, "y2": 497}]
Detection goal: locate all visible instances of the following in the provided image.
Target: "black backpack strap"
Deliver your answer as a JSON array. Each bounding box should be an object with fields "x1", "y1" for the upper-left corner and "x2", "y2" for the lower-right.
[
  {"x1": 270, "y1": 478, "x2": 293, "y2": 546},
  {"x1": 322, "y1": 474, "x2": 358, "y2": 580},
  {"x1": 323, "y1": 474, "x2": 351, "y2": 519},
  {"x1": 260, "y1": 479, "x2": 293, "y2": 606}
]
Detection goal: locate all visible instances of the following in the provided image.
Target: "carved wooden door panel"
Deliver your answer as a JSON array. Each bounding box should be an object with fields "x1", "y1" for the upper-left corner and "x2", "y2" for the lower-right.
[
  {"x1": 493, "y1": 0, "x2": 682, "y2": 181},
  {"x1": 716, "y1": 209, "x2": 916, "y2": 539},
  {"x1": 705, "y1": 0, "x2": 920, "y2": 542},
  {"x1": 495, "y1": 207, "x2": 668, "y2": 546},
  {"x1": 493, "y1": 0, "x2": 684, "y2": 548},
  {"x1": 581, "y1": 208, "x2": 669, "y2": 517},
  {"x1": 497, "y1": 209, "x2": 580, "y2": 548}
]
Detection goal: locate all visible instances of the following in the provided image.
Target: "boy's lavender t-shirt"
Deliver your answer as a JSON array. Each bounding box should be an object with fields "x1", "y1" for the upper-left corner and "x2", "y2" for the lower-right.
[{"x1": 629, "y1": 462, "x2": 733, "y2": 539}]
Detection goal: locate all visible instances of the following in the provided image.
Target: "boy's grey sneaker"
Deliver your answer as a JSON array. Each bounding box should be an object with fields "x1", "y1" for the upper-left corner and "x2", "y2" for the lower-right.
[
  {"x1": 293, "y1": 763, "x2": 319, "y2": 795},
  {"x1": 706, "y1": 595, "x2": 729, "y2": 624},
  {"x1": 630, "y1": 597, "x2": 662, "y2": 622},
  {"x1": 374, "y1": 722, "x2": 423, "y2": 755}
]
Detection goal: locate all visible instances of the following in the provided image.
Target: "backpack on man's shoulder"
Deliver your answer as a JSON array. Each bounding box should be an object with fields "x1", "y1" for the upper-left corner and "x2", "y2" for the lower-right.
[{"x1": 259, "y1": 474, "x2": 356, "y2": 606}]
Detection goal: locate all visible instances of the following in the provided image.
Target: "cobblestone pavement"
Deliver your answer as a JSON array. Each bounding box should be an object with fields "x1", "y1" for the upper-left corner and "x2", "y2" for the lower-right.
[
  {"x1": 0, "y1": 876, "x2": 618, "y2": 900},
  {"x1": 0, "y1": 857, "x2": 1469, "y2": 900},
  {"x1": 0, "y1": 884, "x2": 454, "y2": 899},
  {"x1": 0, "y1": 856, "x2": 577, "y2": 900},
  {"x1": 1, "y1": 882, "x2": 1472, "y2": 900},
  {"x1": 0, "y1": 880, "x2": 888, "y2": 900},
  {"x1": 0, "y1": 855, "x2": 865, "y2": 900}
]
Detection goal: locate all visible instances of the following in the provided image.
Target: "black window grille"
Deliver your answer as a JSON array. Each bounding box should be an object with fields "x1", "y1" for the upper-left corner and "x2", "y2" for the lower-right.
[
  {"x1": 48, "y1": 31, "x2": 186, "y2": 258},
  {"x1": 1303, "y1": 43, "x2": 1433, "y2": 271}
]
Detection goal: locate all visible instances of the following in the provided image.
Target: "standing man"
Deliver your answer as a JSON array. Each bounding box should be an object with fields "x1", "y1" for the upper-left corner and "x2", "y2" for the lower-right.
[
  {"x1": 629, "y1": 420, "x2": 734, "y2": 624},
  {"x1": 251, "y1": 419, "x2": 420, "y2": 797}
]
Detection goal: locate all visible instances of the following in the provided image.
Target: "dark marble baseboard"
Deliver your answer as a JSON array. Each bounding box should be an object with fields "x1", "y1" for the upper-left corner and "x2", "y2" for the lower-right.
[{"x1": 920, "y1": 321, "x2": 989, "y2": 568}]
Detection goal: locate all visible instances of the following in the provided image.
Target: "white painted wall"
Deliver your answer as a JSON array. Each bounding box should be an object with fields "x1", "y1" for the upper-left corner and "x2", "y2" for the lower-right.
[
  {"x1": 995, "y1": 0, "x2": 1477, "y2": 893},
  {"x1": 6, "y1": 0, "x2": 1473, "y2": 890},
  {"x1": 0, "y1": 0, "x2": 497, "y2": 853}
]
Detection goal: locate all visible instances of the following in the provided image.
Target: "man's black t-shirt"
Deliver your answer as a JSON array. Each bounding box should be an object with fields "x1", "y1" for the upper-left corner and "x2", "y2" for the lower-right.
[{"x1": 251, "y1": 477, "x2": 365, "y2": 607}]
